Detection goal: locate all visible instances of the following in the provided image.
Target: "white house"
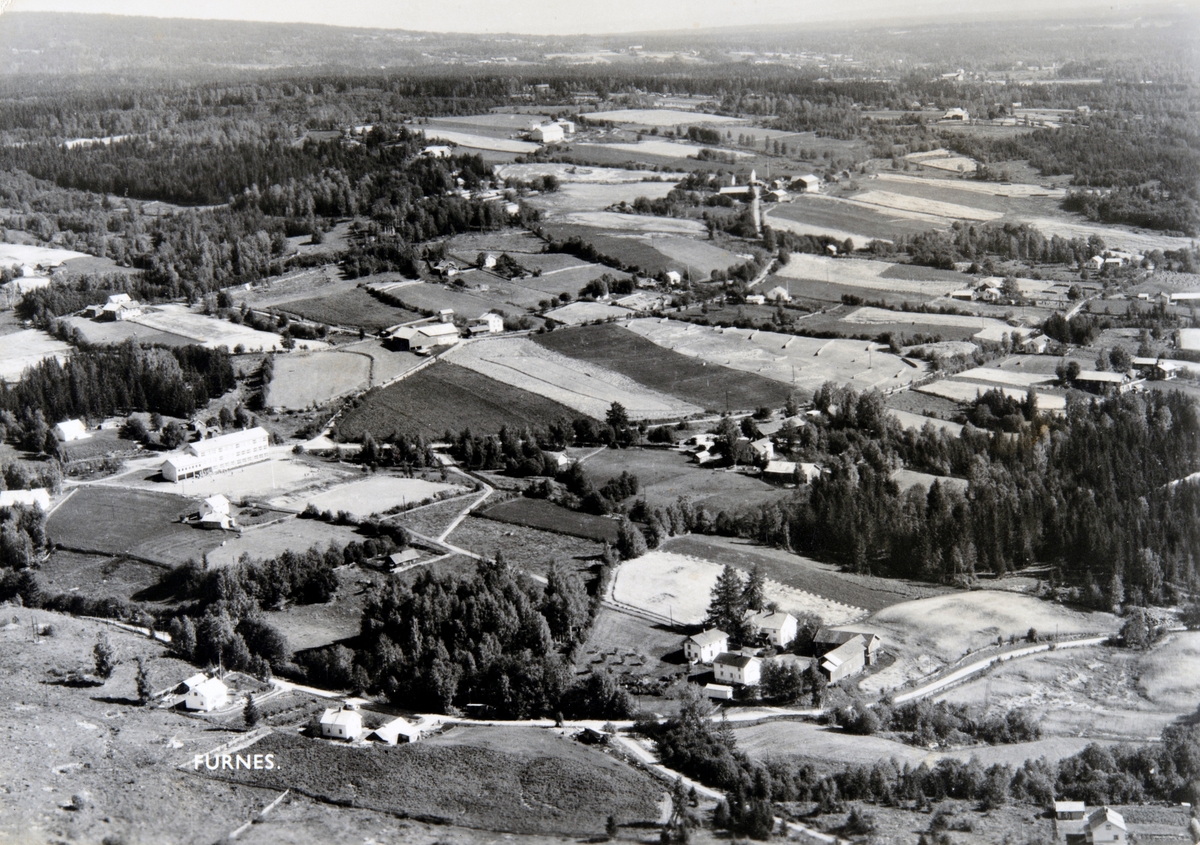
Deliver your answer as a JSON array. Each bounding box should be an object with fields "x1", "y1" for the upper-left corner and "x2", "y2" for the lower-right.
[
  {"x1": 184, "y1": 677, "x2": 230, "y2": 712},
  {"x1": 942, "y1": 108, "x2": 970, "y2": 122},
  {"x1": 745, "y1": 294, "x2": 766, "y2": 305},
  {"x1": 320, "y1": 706, "x2": 363, "y2": 741},
  {"x1": 531, "y1": 123, "x2": 565, "y2": 144},
  {"x1": 470, "y1": 312, "x2": 505, "y2": 335},
  {"x1": 53, "y1": 419, "x2": 90, "y2": 442},
  {"x1": 713, "y1": 652, "x2": 762, "y2": 686},
  {"x1": 683, "y1": 628, "x2": 728, "y2": 664},
  {"x1": 764, "y1": 286, "x2": 792, "y2": 303},
  {"x1": 544, "y1": 451, "x2": 573, "y2": 471},
  {"x1": 749, "y1": 611, "x2": 798, "y2": 647},
  {"x1": 749, "y1": 437, "x2": 774, "y2": 461},
  {"x1": 0, "y1": 489, "x2": 50, "y2": 510},
  {"x1": 665, "y1": 270, "x2": 683, "y2": 286},
  {"x1": 197, "y1": 494, "x2": 234, "y2": 530},
  {"x1": 1082, "y1": 807, "x2": 1127, "y2": 844}
]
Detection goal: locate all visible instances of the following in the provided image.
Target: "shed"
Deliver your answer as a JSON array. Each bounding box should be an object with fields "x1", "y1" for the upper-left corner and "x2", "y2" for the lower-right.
[
  {"x1": 704, "y1": 683, "x2": 734, "y2": 700},
  {"x1": 792, "y1": 174, "x2": 820, "y2": 192},
  {"x1": 1054, "y1": 801, "x2": 1086, "y2": 821}
]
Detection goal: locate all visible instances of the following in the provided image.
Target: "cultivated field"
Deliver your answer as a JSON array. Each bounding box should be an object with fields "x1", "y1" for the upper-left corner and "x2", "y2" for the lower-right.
[
  {"x1": 60, "y1": 315, "x2": 195, "y2": 348},
  {"x1": 887, "y1": 409, "x2": 964, "y2": 436},
  {"x1": 625, "y1": 317, "x2": 927, "y2": 394},
  {"x1": 513, "y1": 262, "x2": 628, "y2": 296},
  {"x1": 271, "y1": 476, "x2": 467, "y2": 518},
  {"x1": 279, "y1": 287, "x2": 420, "y2": 330},
  {"x1": 480, "y1": 497, "x2": 620, "y2": 543},
  {"x1": 211, "y1": 727, "x2": 661, "y2": 836},
  {"x1": 46, "y1": 486, "x2": 214, "y2": 565},
  {"x1": 530, "y1": 180, "x2": 678, "y2": 218},
  {"x1": 842, "y1": 306, "x2": 1016, "y2": 339},
  {"x1": 578, "y1": 140, "x2": 751, "y2": 160},
  {"x1": 266, "y1": 349, "x2": 373, "y2": 409},
  {"x1": 874, "y1": 170, "x2": 1066, "y2": 200},
  {"x1": 652, "y1": 237, "x2": 745, "y2": 275},
  {"x1": 858, "y1": 590, "x2": 1118, "y2": 694},
  {"x1": 0, "y1": 328, "x2": 72, "y2": 382},
  {"x1": 611, "y1": 550, "x2": 868, "y2": 626},
  {"x1": 0, "y1": 242, "x2": 88, "y2": 266},
  {"x1": 543, "y1": 300, "x2": 632, "y2": 324},
  {"x1": 662, "y1": 535, "x2": 950, "y2": 614},
  {"x1": 918, "y1": 380, "x2": 1067, "y2": 411},
  {"x1": 775, "y1": 254, "x2": 967, "y2": 297},
  {"x1": 419, "y1": 127, "x2": 539, "y2": 153},
  {"x1": 533, "y1": 322, "x2": 794, "y2": 411},
  {"x1": 1178, "y1": 328, "x2": 1200, "y2": 351},
  {"x1": 496, "y1": 163, "x2": 686, "y2": 184},
  {"x1": 335, "y1": 361, "x2": 585, "y2": 442},
  {"x1": 365, "y1": 279, "x2": 534, "y2": 316},
  {"x1": 446, "y1": 336, "x2": 701, "y2": 420},
  {"x1": 580, "y1": 606, "x2": 687, "y2": 679},
  {"x1": 445, "y1": 516, "x2": 604, "y2": 579},
  {"x1": 585, "y1": 109, "x2": 746, "y2": 126},
  {"x1": 580, "y1": 448, "x2": 790, "y2": 515},
  {"x1": 129, "y1": 304, "x2": 320, "y2": 352},
  {"x1": 952, "y1": 366, "x2": 1056, "y2": 388},
  {"x1": 37, "y1": 550, "x2": 163, "y2": 602},
  {"x1": 556, "y1": 210, "x2": 707, "y2": 234},
  {"x1": 264, "y1": 565, "x2": 388, "y2": 651},
  {"x1": 848, "y1": 190, "x2": 1004, "y2": 223},
  {"x1": 939, "y1": 632, "x2": 1200, "y2": 741},
  {"x1": 905, "y1": 149, "x2": 980, "y2": 173},
  {"x1": 203, "y1": 516, "x2": 369, "y2": 567}
]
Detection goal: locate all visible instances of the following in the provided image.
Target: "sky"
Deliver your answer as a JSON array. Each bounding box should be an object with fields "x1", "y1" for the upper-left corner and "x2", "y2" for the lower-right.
[{"x1": 6, "y1": 0, "x2": 1168, "y2": 35}]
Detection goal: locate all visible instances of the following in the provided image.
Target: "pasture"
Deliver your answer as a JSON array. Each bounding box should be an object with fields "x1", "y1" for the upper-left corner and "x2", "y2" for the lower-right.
[
  {"x1": 530, "y1": 180, "x2": 678, "y2": 218},
  {"x1": 129, "y1": 304, "x2": 318, "y2": 352},
  {"x1": 496, "y1": 162, "x2": 686, "y2": 184},
  {"x1": 887, "y1": 409, "x2": 964, "y2": 436},
  {"x1": 858, "y1": 590, "x2": 1118, "y2": 694},
  {"x1": 445, "y1": 516, "x2": 604, "y2": 580},
  {"x1": 775, "y1": 254, "x2": 966, "y2": 297},
  {"x1": 580, "y1": 448, "x2": 790, "y2": 515},
  {"x1": 1178, "y1": 328, "x2": 1200, "y2": 351},
  {"x1": 624, "y1": 317, "x2": 928, "y2": 394},
  {"x1": 279, "y1": 286, "x2": 420, "y2": 330},
  {"x1": 60, "y1": 315, "x2": 195, "y2": 348},
  {"x1": 577, "y1": 140, "x2": 751, "y2": 160},
  {"x1": 264, "y1": 565, "x2": 387, "y2": 651},
  {"x1": 661, "y1": 535, "x2": 949, "y2": 614},
  {"x1": 918, "y1": 380, "x2": 1067, "y2": 411},
  {"x1": 533, "y1": 322, "x2": 794, "y2": 411},
  {"x1": 203, "y1": 516, "x2": 369, "y2": 567},
  {"x1": 446, "y1": 336, "x2": 701, "y2": 420},
  {"x1": 652, "y1": 237, "x2": 746, "y2": 275},
  {"x1": 951, "y1": 366, "x2": 1055, "y2": 388},
  {"x1": 334, "y1": 361, "x2": 585, "y2": 442},
  {"x1": 841, "y1": 306, "x2": 1015, "y2": 339},
  {"x1": 480, "y1": 497, "x2": 620, "y2": 543},
  {"x1": 266, "y1": 349, "x2": 373, "y2": 409},
  {"x1": 543, "y1": 300, "x2": 632, "y2": 325},
  {"x1": 892, "y1": 468, "x2": 969, "y2": 494},
  {"x1": 848, "y1": 189, "x2": 1004, "y2": 223},
  {"x1": 0, "y1": 328, "x2": 72, "y2": 382},
  {"x1": 513, "y1": 262, "x2": 629, "y2": 297},
  {"x1": 580, "y1": 606, "x2": 686, "y2": 680},
  {"x1": 418, "y1": 127, "x2": 539, "y2": 153},
  {"x1": 37, "y1": 550, "x2": 163, "y2": 602},
  {"x1": 611, "y1": 549, "x2": 868, "y2": 626},
  {"x1": 939, "y1": 633, "x2": 1200, "y2": 740},
  {"x1": 272, "y1": 476, "x2": 467, "y2": 518},
  {"x1": 0, "y1": 242, "x2": 88, "y2": 267},
  {"x1": 554, "y1": 211, "x2": 707, "y2": 235},
  {"x1": 365, "y1": 279, "x2": 534, "y2": 316},
  {"x1": 213, "y1": 727, "x2": 661, "y2": 836},
  {"x1": 585, "y1": 108, "x2": 746, "y2": 126}
]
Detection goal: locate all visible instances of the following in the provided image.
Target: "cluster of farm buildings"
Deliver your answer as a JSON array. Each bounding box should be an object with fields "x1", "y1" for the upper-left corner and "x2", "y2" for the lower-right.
[{"x1": 683, "y1": 617, "x2": 880, "y2": 699}]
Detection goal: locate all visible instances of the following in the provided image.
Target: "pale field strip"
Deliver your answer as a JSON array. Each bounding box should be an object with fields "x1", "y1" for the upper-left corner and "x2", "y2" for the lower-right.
[
  {"x1": 265, "y1": 350, "x2": 373, "y2": 410},
  {"x1": 544, "y1": 301, "x2": 633, "y2": 325},
  {"x1": 1177, "y1": 328, "x2": 1200, "y2": 351},
  {"x1": 841, "y1": 306, "x2": 1014, "y2": 335},
  {"x1": 129, "y1": 304, "x2": 326, "y2": 352},
  {"x1": 446, "y1": 336, "x2": 700, "y2": 420},
  {"x1": 850, "y1": 190, "x2": 1004, "y2": 222},
  {"x1": 873, "y1": 171, "x2": 1067, "y2": 199},
  {"x1": 917, "y1": 379, "x2": 1067, "y2": 411},
  {"x1": 495, "y1": 163, "x2": 687, "y2": 184},
  {"x1": 653, "y1": 236, "x2": 744, "y2": 271},
  {"x1": 774, "y1": 253, "x2": 963, "y2": 296},
  {"x1": 0, "y1": 243, "x2": 88, "y2": 266},
  {"x1": 915, "y1": 157, "x2": 983, "y2": 173},
  {"x1": 611, "y1": 550, "x2": 867, "y2": 627},
  {"x1": 764, "y1": 213, "x2": 890, "y2": 247},
  {"x1": 61, "y1": 134, "x2": 135, "y2": 150},
  {"x1": 887, "y1": 409, "x2": 964, "y2": 436},
  {"x1": 532, "y1": 181, "x2": 678, "y2": 216},
  {"x1": 1020, "y1": 215, "x2": 1197, "y2": 253},
  {"x1": 624, "y1": 318, "x2": 926, "y2": 394},
  {"x1": 0, "y1": 329, "x2": 72, "y2": 382},
  {"x1": 557, "y1": 211, "x2": 707, "y2": 234},
  {"x1": 269, "y1": 476, "x2": 467, "y2": 517},
  {"x1": 419, "y1": 128, "x2": 540, "y2": 153},
  {"x1": 952, "y1": 367, "x2": 1056, "y2": 388},
  {"x1": 577, "y1": 140, "x2": 753, "y2": 160},
  {"x1": 905, "y1": 149, "x2": 960, "y2": 163},
  {"x1": 584, "y1": 109, "x2": 747, "y2": 126}
]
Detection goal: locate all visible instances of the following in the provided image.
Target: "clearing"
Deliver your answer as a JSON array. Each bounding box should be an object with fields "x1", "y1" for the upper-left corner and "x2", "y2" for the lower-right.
[
  {"x1": 128, "y1": 304, "x2": 321, "y2": 352},
  {"x1": 418, "y1": 128, "x2": 539, "y2": 153},
  {"x1": 270, "y1": 475, "x2": 467, "y2": 518},
  {"x1": 775, "y1": 254, "x2": 967, "y2": 297},
  {"x1": 266, "y1": 349, "x2": 373, "y2": 410},
  {"x1": 938, "y1": 632, "x2": 1200, "y2": 741},
  {"x1": 533, "y1": 322, "x2": 794, "y2": 411},
  {"x1": 208, "y1": 726, "x2": 661, "y2": 837},
  {"x1": 278, "y1": 287, "x2": 420, "y2": 330},
  {"x1": 611, "y1": 549, "x2": 868, "y2": 626},
  {"x1": 445, "y1": 336, "x2": 701, "y2": 421},
  {"x1": 625, "y1": 317, "x2": 927, "y2": 395},
  {"x1": 335, "y1": 361, "x2": 586, "y2": 442},
  {"x1": 585, "y1": 109, "x2": 746, "y2": 126},
  {"x1": 857, "y1": 590, "x2": 1118, "y2": 694},
  {"x1": 917, "y1": 380, "x2": 1067, "y2": 411},
  {"x1": 480, "y1": 497, "x2": 621, "y2": 543},
  {"x1": 0, "y1": 328, "x2": 73, "y2": 382}
]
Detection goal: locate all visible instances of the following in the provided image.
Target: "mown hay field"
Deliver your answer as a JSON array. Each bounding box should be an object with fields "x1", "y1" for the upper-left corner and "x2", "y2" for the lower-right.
[
  {"x1": 445, "y1": 516, "x2": 603, "y2": 580},
  {"x1": 266, "y1": 349, "x2": 373, "y2": 410},
  {"x1": 209, "y1": 727, "x2": 661, "y2": 836},
  {"x1": 585, "y1": 108, "x2": 746, "y2": 126},
  {"x1": 775, "y1": 254, "x2": 965, "y2": 297},
  {"x1": 271, "y1": 476, "x2": 467, "y2": 518},
  {"x1": 481, "y1": 497, "x2": 620, "y2": 543},
  {"x1": 0, "y1": 329, "x2": 73, "y2": 382},
  {"x1": 47, "y1": 486, "x2": 206, "y2": 563},
  {"x1": 335, "y1": 361, "x2": 585, "y2": 442},
  {"x1": 130, "y1": 304, "x2": 315, "y2": 352},
  {"x1": 446, "y1": 336, "x2": 701, "y2": 420},
  {"x1": 532, "y1": 322, "x2": 795, "y2": 412},
  {"x1": 279, "y1": 287, "x2": 420, "y2": 330}
]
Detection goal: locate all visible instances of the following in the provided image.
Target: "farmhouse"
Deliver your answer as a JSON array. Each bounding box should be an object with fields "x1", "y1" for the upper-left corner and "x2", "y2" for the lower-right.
[
  {"x1": 1055, "y1": 806, "x2": 1127, "y2": 845},
  {"x1": 748, "y1": 611, "x2": 798, "y2": 647},
  {"x1": 387, "y1": 322, "x2": 461, "y2": 354},
  {"x1": 792, "y1": 174, "x2": 821, "y2": 192},
  {"x1": 195, "y1": 494, "x2": 235, "y2": 530},
  {"x1": 320, "y1": 706, "x2": 363, "y2": 741},
  {"x1": 85, "y1": 293, "x2": 143, "y2": 321},
  {"x1": 749, "y1": 437, "x2": 774, "y2": 461},
  {"x1": 683, "y1": 628, "x2": 728, "y2": 664},
  {"x1": 160, "y1": 426, "x2": 271, "y2": 482},
  {"x1": 1073, "y1": 370, "x2": 1136, "y2": 395},
  {"x1": 530, "y1": 123, "x2": 565, "y2": 144},
  {"x1": 422, "y1": 145, "x2": 453, "y2": 158},
  {"x1": 544, "y1": 451, "x2": 573, "y2": 470},
  {"x1": 745, "y1": 294, "x2": 766, "y2": 305},
  {"x1": 184, "y1": 676, "x2": 230, "y2": 712},
  {"x1": 713, "y1": 652, "x2": 762, "y2": 686},
  {"x1": 0, "y1": 488, "x2": 50, "y2": 510},
  {"x1": 53, "y1": 418, "x2": 90, "y2": 442},
  {"x1": 942, "y1": 108, "x2": 970, "y2": 121},
  {"x1": 431, "y1": 259, "x2": 460, "y2": 278},
  {"x1": 1132, "y1": 357, "x2": 1178, "y2": 380},
  {"x1": 388, "y1": 548, "x2": 423, "y2": 569},
  {"x1": 764, "y1": 286, "x2": 792, "y2": 303},
  {"x1": 470, "y1": 312, "x2": 505, "y2": 335}
]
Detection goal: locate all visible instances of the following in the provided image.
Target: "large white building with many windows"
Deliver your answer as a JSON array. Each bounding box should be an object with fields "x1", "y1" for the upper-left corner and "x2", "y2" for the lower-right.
[{"x1": 161, "y1": 427, "x2": 270, "y2": 482}]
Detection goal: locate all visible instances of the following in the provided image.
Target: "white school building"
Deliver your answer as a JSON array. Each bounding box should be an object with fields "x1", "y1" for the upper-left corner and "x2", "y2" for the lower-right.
[{"x1": 161, "y1": 427, "x2": 270, "y2": 482}]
